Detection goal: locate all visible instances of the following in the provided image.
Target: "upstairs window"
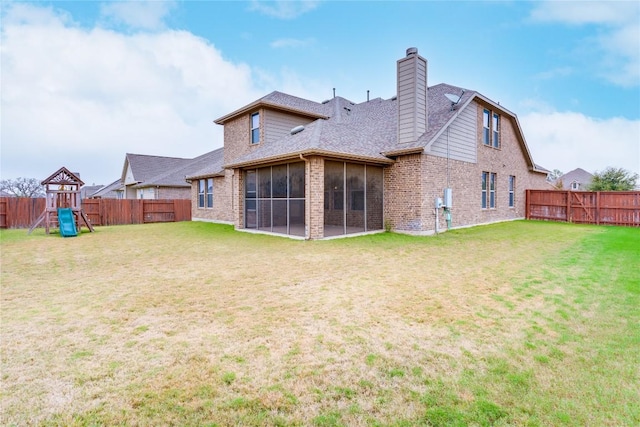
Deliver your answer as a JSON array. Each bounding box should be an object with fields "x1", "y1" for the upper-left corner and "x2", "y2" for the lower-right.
[
  {"x1": 483, "y1": 109, "x2": 490, "y2": 145},
  {"x1": 251, "y1": 112, "x2": 260, "y2": 144},
  {"x1": 492, "y1": 113, "x2": 500, "y2": 148},
  {"x1": 509, "y1": 175, "x2": 515, "y2": 207}
]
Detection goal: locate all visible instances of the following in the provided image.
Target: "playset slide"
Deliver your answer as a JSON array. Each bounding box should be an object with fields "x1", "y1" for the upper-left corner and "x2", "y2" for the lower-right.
[{"x1": 57, "y1": 207, "x2": 78, "y2": 237}]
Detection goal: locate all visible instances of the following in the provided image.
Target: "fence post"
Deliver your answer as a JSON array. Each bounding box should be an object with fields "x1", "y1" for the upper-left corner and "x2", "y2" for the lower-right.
[
  {"x1": 525, "y1": 190, "x2": 530, "y2": 220},
  {"x1": 566, "y1": 191, "x2": 571, "y2": 223},
  {"x1": 596, "y1": 192, "x2": 600, "y2": 225}
]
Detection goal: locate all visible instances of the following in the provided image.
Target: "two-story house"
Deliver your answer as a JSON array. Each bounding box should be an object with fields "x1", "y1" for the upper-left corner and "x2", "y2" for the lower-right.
[{"x1": 187, "y1": 47, "x2": 549, "y2": 239}]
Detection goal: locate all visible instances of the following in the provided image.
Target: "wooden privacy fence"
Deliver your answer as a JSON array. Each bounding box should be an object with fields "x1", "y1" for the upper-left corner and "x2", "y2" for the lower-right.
[
  {"x1": 0, "y1": 198, "x2": 191, "y2": 229},
  {"x1": 526, "y1": 190, "x2": 640, "y2": 227}
]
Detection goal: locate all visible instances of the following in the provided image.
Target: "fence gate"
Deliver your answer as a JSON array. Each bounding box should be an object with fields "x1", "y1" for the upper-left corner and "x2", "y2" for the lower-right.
[{"x1": 526, "y1": 190, "x2": 639, "y2": 227}]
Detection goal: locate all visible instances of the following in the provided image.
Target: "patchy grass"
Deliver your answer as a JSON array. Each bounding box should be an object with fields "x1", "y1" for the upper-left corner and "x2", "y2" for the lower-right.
[{"x1": 1, "y1": 220, "x2": 638, "y2": 426}]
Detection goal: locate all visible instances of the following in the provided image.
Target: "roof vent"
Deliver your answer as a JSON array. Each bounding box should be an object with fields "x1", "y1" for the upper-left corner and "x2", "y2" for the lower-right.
[
  {"x1": 406, "y1": 47, "x2": 418, "y2": 56},
  {"x1": 290, "y1": 125, "x2": 305, "y2": 135}
]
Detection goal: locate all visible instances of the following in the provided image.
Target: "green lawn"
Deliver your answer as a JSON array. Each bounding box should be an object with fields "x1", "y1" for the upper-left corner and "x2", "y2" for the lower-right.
[{"x1": 1, "y1": 220, "x2": 638, "y2": 426}]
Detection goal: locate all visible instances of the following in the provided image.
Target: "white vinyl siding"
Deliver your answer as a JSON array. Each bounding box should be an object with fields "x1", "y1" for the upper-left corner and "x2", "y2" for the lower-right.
[
  {"x1": 429, "y1": 102, "x2": 477, "y2": 163},
  {"x1": 124, "y1": 164, "x2": 136, "y2": 185},
  {"x1": 137, "y1": 187, "x2": 155, "y2": 200}
]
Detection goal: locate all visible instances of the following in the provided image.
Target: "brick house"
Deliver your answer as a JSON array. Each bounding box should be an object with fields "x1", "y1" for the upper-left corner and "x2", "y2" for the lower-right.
[
  {"x1": 187, "y1": 47, "x2": 548, "y2": 239},
  {"x1": 113, "y1": 151, "x2": 223, "y2": 200}
]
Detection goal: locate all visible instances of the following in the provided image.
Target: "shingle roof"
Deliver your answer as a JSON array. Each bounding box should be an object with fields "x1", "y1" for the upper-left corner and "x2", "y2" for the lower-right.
[
  {"x1": 215, "y1": 91, "x2": 330, "y2": 124},
  {"x1": 80, "y1": 185, "x2": 104, "y2": 198},
  {"x1": 89, "y1": 178, "x2": 123, "y2": 198},
  {"x1": 226, "y1": 95, "x2": 399, "y2": 167},
  {"x1": 226, "y1": 84, "x2": 482, "y2": 167},
  {"x1": 123, "y1": 154, "x2": 192, "y2": 185},
  {"x1": 131, "y1": 148, "x2": 225, "y2": 188},
  {"x1": 164, "y1": 148, "x2": 225, "y2": 182}
]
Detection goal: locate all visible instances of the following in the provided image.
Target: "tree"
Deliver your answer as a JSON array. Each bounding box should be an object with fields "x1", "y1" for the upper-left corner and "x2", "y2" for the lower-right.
[
  {"x1": 547, "y1": 169, "x2": 563, "y2": 182},
  {"x1": 0, "y1": 177, "x2": 45, "y2": 197},
  {"x1": 588, "y1": 167, "x2": 638, "y2": 191}
]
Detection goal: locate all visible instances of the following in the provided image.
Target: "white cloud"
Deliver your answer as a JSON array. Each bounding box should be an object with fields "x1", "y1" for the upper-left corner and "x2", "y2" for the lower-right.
[
  {"x1": 533, "y1": 66, "x2": 573, "y2": 81},
  {"x1": 0, "y1": 3, "x2": 265, "y2": 185},
  {"x1": 270, "y1": 37, "x2": 315, "y2": 49},
  {"x1": 529, "y1": 1, "x2": 638, "y2": 25},
  {"x1": 521, "y1": 111, "x2": 640, "y2": 177},
  {"x1": 530, "y1": 1, "x2": 640, "y2": 87},
  {"x1": 99, "y1": 0, "x2": 176, "y2": 31},
  {"x1": 249, "y1": 0, "x2": 320, "y2": 19}
]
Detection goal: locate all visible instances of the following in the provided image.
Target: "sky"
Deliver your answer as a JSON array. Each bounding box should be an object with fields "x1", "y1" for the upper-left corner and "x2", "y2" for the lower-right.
[{"x1": 1, "y1": 0, "x2": 639, "y2": 186}]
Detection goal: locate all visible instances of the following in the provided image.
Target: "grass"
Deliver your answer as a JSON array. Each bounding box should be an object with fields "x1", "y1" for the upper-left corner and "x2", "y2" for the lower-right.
[{"x1": 1, "y1": 220, "x2": 638, "y2": 426}]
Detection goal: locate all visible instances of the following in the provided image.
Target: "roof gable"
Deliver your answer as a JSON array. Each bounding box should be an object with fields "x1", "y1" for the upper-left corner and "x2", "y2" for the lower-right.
[
  {"x1": 214, "y1": 91, "x2": 331, "y2": 124},
  {"x1": 121, "y1": 153, "x2": 192, "y2": 185}
]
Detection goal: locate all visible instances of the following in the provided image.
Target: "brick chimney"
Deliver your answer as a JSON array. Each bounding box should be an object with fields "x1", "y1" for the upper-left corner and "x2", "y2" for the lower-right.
[{"x1": 397, "y1": 47, "x2": 428, "y2": 144}]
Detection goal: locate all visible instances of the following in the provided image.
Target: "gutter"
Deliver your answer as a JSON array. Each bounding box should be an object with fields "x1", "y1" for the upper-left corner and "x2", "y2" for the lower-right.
[
  {"x1": 381, "y1": 147, "x2": 424, "y2": 157},
  {"x1": 225, "y1": 149, "x2": 394, "y2": 169}
]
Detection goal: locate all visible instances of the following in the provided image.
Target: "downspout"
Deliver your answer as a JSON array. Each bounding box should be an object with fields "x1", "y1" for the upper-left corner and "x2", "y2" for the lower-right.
[{"x1": 299, "y1": 154, "x2": 310, "y2": 240}]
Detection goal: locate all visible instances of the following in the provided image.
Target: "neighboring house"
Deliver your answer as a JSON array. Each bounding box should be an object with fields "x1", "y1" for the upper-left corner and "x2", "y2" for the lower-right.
[
  {"x1": 187, "y1": 47, "x2": 549, "y2": 239},
  {"x1": 120, "y1": 153, "x2": 194, "y2": 199},
  {"x1": 89, "y1": 179, "x2": 124, "y2": 199},
  {"x1": 553, "y1": 168, "x2": 594, "y2": 191},
  {"x1": 80, "y1": 185, "x2": 104, "y2": 199}
]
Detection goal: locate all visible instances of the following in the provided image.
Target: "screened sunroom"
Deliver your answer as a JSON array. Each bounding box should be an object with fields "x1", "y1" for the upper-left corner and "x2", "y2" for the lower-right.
[
  {"x1": 244, "y1": 162, "x2": 306, "y2": 237},
  {"x1": 242, "y1": 159, "x2": 384, "y2": 239},
  {"x1": 323, "y1": 161, "x2": 384, "y2": 237}
]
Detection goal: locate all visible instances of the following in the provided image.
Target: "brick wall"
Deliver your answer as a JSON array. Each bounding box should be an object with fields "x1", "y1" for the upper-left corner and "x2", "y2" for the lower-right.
[
  {"x1": 383, "y1": 153, "x2": 424, "y2": 231},
  {"x1": 156, "y1": 186, "x2": 190, "y2": 200},
  {"x1": 384, "y1": 104, "x2": 548, "y2": 234},
  {"x1": 190, "y1": 173, "x2": 234, "y2": 224},
  {"x1": 223, "y1": 110, "x2": 263, "y2": 166},
  {"x1": 307, "y1": 156, "x2": 324, "y2": 239}
]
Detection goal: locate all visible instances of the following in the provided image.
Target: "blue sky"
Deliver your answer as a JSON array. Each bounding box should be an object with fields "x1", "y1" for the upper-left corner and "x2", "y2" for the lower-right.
[{"x1": 1, "y1": 0, "x2": 639, "y2": 186}]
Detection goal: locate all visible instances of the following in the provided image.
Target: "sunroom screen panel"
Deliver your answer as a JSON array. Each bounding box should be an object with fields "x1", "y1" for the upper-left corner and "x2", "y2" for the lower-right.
[
  {"x1": 289, "y1": 200, "x2": 305, "y2": 236},
  {"x1": 272, "y1": 165, "x2": 288, "y2": 198},
  {"x1": 346, "y1": 163, "x2": 365, "y2": 233},
  {"x1": 289, "y1": 162, "x2": 305, "y2": 198},
  {"x1": 324, "y1": 161, "x2": 345, "y2": 235},
  {"x1": 257, "y1": 200, "x2": 272, "y2": 231}
]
